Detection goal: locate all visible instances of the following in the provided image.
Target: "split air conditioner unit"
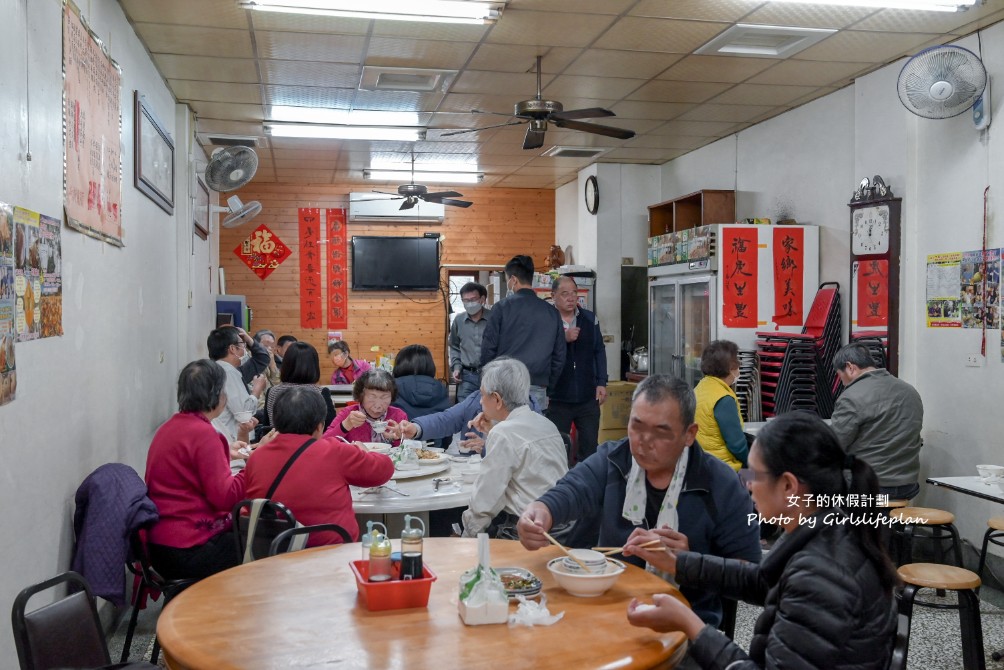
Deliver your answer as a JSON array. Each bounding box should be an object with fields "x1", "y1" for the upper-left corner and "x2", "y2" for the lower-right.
[{"x1": 348, "y1": 193, "x2": 445, "y2": 223}]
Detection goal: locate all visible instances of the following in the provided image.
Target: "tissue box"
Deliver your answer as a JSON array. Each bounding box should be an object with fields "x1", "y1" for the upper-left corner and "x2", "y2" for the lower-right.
[{"x1": 458, "y1": 598, "x2": 509, "y2": 625}]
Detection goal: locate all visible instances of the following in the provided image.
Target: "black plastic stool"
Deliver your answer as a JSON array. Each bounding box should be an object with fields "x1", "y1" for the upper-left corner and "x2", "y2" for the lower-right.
[{"x1": 976, "y1": 516, "x2": 1004, "y2": 662}]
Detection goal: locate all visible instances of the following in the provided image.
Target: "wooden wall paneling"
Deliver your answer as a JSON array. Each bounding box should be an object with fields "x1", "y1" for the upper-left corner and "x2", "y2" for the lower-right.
[{"x1": 217, "y1": 183, "x2": 555, "y2": 383}]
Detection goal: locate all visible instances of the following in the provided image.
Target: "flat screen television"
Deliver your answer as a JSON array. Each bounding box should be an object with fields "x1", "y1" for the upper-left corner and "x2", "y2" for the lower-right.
[{"x1": 351, "y1": 236, "x2": 440, "y2": 291}]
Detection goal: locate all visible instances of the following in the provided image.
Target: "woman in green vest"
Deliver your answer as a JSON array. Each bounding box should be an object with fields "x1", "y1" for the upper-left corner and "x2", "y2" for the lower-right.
[{"x1": 693, "y1": 340, "x2": 748, "y2": 471}]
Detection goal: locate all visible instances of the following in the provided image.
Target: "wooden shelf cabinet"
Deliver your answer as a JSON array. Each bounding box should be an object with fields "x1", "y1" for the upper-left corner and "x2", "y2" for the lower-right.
[{"x1": 648, "y1": 190, "x2": 736, "y2": 237}]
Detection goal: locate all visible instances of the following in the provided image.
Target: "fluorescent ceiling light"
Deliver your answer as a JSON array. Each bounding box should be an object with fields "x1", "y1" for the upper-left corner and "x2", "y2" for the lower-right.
[
  {"x1": 762, "y1": 0, "x2": 975, "y2": 11},
  {"x1": 266, "y1": 124, "x2": 425, "y2": 141},
  {"x1": 270, "y1": 106, "x2": 421, "y2": 126},
  {"x1": 364, "y1": 170, "x2": 483, "y2": 184},
  {"x1": 369, "y1": 159, "x2": 479, "y2": 171},
  {"x1": 238, "y1": 0, "x2": 503, "y2": 24}
]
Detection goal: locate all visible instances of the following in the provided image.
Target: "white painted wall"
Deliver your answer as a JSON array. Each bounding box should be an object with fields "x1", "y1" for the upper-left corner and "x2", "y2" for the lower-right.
[
  {"x1": 0, "y1": 0, "x2": 212, "y2": 656},
  {"x1": 657, "y1": 22, "x2": 1004, "y2": 558}
]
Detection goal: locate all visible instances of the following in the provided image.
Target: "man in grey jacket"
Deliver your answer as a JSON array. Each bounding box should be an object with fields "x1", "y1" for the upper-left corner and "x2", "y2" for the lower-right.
[{"x1": 830, "y1": 343, "x2": 924, "y2": 499}]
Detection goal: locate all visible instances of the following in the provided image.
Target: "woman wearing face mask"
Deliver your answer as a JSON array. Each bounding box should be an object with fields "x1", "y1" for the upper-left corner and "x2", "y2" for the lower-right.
[
  {"x1": 324, "y1": 369, "x2": 406, "y2": 445},
  {"x1": 693, "y1": 340, "x2": 748, "y2": 470},
  {"x1": 328, "y1": 340, "x2": 372, "y2": 385}
]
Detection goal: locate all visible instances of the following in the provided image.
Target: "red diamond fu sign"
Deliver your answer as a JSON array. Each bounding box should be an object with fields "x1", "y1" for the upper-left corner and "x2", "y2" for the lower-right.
[{"x1": 234, "y1": 224, "x2": 290, "y2": 280}]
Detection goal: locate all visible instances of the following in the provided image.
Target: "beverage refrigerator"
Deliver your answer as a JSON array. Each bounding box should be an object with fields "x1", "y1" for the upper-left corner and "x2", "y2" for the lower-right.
[{"x1": 648, "y1": 224, "x2": 819, "y2": 386}]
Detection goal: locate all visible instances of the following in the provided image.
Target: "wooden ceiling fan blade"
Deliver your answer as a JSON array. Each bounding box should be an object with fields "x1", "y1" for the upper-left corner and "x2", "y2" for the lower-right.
[
  {"x1": 423, "y1": 191, "x2": 464, "y2": 200},
  {"x1": 552, "y1": 118, "x2": 635, "y2": 140},
  {"x1": 399, "y1": 198, "x2": 417, "y2": 210},
  {"x1": 441, "y1": 198, "x2": 473, "y2": 208},
  {"x1": 472, "y1": 108, "x2": 525, "y2": 119},
  {"x1": 550, "y1": 107, "x2": 616, "y2": 121},
  {"x1": 523, "y1": 125, "x2": 546, "y2": 150},
  {"x1": 440, "y1": 120, "x2": 525, "y2": 137}
]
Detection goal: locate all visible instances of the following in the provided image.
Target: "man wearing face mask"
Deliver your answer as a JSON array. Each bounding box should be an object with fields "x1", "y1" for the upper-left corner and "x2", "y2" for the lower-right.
[
  {"x1": 481, "y1": 255, "x2": 565, "y2": 411},
  {"x1": 693, "y1": 340, "x2": 748, "y2": 471},
  {"x1": 449, "y1": 281, "x2": 490, "y2": 403}
]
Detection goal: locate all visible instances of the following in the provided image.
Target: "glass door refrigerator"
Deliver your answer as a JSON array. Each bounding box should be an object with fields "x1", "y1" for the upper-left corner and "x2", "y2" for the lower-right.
[{"x1": 648, "y1": 224, "x2": 819, "y2": 385}]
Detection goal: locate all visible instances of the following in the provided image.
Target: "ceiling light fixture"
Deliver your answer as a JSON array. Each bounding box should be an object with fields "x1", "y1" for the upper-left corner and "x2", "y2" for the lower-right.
[
  {"x1": 238, "y1": 0, "x2": 503, "y2": 24},
  {"x1": 266, "y1": 124, "x2": 425, "y2": 141},
  {"x1": 364, "y1": 170, "x2": 483, "y2": 184},
  {"x1": 763, "y1": 0, "x2": 975, "y2": 11}
]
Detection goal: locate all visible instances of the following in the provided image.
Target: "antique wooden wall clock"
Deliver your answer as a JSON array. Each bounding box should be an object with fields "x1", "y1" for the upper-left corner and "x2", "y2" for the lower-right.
[{"x1": 848, "y1": 176, "x2": 901, "y2": 375}]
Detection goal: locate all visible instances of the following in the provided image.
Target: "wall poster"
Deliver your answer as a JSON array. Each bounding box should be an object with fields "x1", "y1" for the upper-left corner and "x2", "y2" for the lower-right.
[
  {"x1": 0, "y1": 203, "x2": 15, "y2": 405},
  {"x1": 298, "y1": 208, "x2": 322, "y2": 329},
  {"x1": 13, "y1": 207, "x2": 41, "y2": 343},
  {"x1": 926, "y1": 253, "x2": 962, "y2": 328},
  {"x1": 960, "y1": 249, "x2": 999, "y2": 330},
  {"x1": 63, "y1": 1, "x2": 123, "y2": 245},
  {"x1": 326, "y1": 208, "x2": 348, "y2": 330}
]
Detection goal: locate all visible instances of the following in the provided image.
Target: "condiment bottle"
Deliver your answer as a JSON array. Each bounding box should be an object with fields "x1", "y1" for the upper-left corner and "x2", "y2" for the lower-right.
[
  {"x1": 368, "y1": 529, "x2": 392, "y2": 582},
  {"x1": 400, "y1": 514, "x2": 426, "y2": 580},
  {"x1": 360, "y1": 521, "x2": 387, "y2": 561}
]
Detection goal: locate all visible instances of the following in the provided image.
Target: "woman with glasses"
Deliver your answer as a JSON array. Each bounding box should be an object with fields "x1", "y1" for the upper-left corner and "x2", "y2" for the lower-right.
[
  {"x1": 693, "y1": 340, "x2": 748, "y2": 471},
  {"x1": 623, "y1": 411, "x2": 898, "y2": 669},
  {"x1": 328, "y1": 340, "x2": 372, "y2": 385},
  {"x1": 324, "y1": 369, "x2": 406, "y2": 445}
]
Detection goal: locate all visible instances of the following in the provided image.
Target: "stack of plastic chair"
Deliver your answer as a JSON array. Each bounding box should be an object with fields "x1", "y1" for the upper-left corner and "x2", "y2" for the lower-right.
[
  {"x1": 850, "y1": 332, "x2": 888, "y2": 369},
  {"x1": 734, "y1": 349, "x2": 762, "y2": 423},
  {"x1": 756, "y1": 282, "x2": 842, "y2": 418}
]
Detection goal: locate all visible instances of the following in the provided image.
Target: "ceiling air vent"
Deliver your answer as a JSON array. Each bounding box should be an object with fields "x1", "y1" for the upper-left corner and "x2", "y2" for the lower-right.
[
  {"x1": 696, "y1": 24, "x2": 836, "y2": 59},
  {"x1": 360, "y1": 66, "x2": 458, "y2": 93},
  {"x1": 197, "y1": 133, "x2": 262, "y2": 148},
  {"x1": 540, "y1": 146, "x2": 609, "y2": 159}
]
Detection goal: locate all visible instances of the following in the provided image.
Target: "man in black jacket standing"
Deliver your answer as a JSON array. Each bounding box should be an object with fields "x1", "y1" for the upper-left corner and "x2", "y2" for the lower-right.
[
  {"x1": 481, "y1": 255, "x2": 565, "y2": 411},
  {"x1": 547, "y1": 275, "x2": 607, "y2": 463}
]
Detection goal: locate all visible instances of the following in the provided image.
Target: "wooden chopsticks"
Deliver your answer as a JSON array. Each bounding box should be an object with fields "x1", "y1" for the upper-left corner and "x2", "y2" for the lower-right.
[
  {"x1": 542, "y1": 530, "x2": 594, "y2": 573},
  {"x1": 593, "y1": 539, "x2": 665, "y2": 556}
]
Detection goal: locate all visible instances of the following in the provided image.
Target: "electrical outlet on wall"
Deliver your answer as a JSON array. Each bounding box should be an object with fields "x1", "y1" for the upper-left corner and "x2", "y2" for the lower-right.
[{"x1": 965, "y1": 353, "x2": 984, "y2": 367}]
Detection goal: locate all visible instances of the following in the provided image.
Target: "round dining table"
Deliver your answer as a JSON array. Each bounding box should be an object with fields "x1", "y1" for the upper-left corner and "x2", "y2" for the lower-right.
[{"x1": 157, "y1": 538, "x2": 689, "y2": 670}]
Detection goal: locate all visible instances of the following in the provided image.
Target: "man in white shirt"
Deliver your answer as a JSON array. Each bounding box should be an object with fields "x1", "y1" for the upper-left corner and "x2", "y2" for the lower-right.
[
  {"x1": 207, "y1": 326, "x2": 267, "y2": 442},
  {"x1": 461, "y1": 357, "x2": 568, "y2": 538}
]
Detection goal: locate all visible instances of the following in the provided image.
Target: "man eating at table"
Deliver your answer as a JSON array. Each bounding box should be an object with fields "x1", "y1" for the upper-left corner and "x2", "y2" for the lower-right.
[{"x1": 516, "y1": 374, "x2": 761, "y2": 626}]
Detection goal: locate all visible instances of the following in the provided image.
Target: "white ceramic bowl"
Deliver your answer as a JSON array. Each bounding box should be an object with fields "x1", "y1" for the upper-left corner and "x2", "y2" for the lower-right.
[
  {"x1": 362, "y1": 442, "x2": 392, "y2": 454},
  {"x1": 977, "y1": 464, "x2": 1004, "y2": 482},
  {"x1": 561, "y1": 549, "x2": 610, "y2": 574},
  {"x1": 547, "y1": 557, "x2": 625, "y2": 597}
]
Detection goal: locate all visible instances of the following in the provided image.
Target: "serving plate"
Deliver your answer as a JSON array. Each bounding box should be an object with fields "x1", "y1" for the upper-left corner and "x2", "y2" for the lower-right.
[
  {"x1": 496, "y1": 567, "x2": 542, "y2": 599},
  {"x1": 418, "y1": 452, "x2": 448, "y2": 466},
  {"x1": 390, "y1": 461, "x2": 449, "y2": 480}
]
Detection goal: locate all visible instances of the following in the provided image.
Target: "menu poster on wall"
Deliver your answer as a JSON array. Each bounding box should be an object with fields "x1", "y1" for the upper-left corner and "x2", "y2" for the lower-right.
[
  {"x1": 926, "y1": 252, "x2": 962, "y2": 328},
  {"x1": 298, "y1": 208, "x2": 322, "y2": 329},
  {"x1": 38, "y1": 214, "x2": 64, "y2": 338},
  {"x1": 960, "y1": 249, "x2": 1000, "y2": 330},
  {"x1": 13, "y1": 207, "x2": 41, "y2": 342},
  {"x1": 326, "y1": 208, "x2": 348, "y2": 330},
  {"x1": 62, "y1": 2, "x2": 123, "y2": 246},
  {"x1": 0, "y1": 202, "x2": 15, "y2": 406}
]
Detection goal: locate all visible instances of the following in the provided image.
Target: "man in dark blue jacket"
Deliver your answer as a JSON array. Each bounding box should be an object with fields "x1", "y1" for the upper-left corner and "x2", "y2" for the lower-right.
[
  {"x1": 547, "y1": 275, "x2": 607, "y2": 463},
  {"x1": 517, "y1": 374, "x2": 761, "y2": 626}
]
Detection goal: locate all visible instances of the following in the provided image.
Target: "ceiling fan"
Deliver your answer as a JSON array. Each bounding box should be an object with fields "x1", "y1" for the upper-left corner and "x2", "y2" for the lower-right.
[
  {"x1": 442, "y1": 55, "x2": 636, "y2": 150},
  {"x1": 358, "y1": 154, "x2": 473, "y2": 209}
]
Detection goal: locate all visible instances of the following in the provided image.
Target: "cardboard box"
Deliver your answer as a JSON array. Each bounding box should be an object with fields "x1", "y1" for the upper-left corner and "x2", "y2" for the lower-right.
[
  {"x1": 600, "y1": 381, "x2": 636, "y2": 430},
  {"x1": 597, "y1": 427, "x2": 628, "y2": 444}
]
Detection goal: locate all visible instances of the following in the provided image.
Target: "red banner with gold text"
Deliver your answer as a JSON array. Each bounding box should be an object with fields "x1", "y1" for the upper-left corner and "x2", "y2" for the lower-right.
[
  {"x1": 857, "y1": 259, "x2": 889, "y2": 327},
  {"x1": 772, "y1": 227, "x2": 805, "y2": 326},
  {"x1": 721, "y1": 227, "x2": 759, "y2": 328},
  {"x1": 327, "y1": 208, "x2": 348, "y2": 330},
  {"x1": 298, "y1": 208, "x2": 322, "y2": 328}
]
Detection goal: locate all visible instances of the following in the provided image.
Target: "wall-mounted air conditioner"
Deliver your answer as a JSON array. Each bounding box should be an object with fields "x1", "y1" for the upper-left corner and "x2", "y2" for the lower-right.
[{"x1": 348, "y1": 193, "x2": 445, "y2": 223}]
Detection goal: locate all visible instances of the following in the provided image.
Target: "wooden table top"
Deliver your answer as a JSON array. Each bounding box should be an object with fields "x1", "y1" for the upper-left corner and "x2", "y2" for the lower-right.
[{"x1": 158, "y1": 538, "x2": 688, "y2": 670}]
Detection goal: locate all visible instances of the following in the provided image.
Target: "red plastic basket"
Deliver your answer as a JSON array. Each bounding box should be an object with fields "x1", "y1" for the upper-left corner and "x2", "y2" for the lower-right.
[{"x1": 349, "y1": 560, "x2": 438, "y2": 611}]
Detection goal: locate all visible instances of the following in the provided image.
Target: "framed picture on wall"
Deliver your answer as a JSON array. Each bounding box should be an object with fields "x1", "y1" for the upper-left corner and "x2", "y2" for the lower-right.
[
  {"x1": 194, "y1": 177, "x2": 210, "y2": 240},
  {"x1": 134, "y1": 91, "x2": 175, "y2": 215}
]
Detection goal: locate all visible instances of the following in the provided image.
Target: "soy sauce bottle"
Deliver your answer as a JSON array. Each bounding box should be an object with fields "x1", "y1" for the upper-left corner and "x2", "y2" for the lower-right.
[
  {"x1": 400, "y1": 514, "x2": 426, "y2": 580},
  {"x1": 368, "y1": 529, "x2": 392, "y2": 582}
]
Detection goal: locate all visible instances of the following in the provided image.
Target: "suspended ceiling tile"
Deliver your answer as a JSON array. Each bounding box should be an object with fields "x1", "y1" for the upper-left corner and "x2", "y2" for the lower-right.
[
  {"x1": 708, "y1": 83, "x2": 818, "y2": 106},
  {"x1": 195, "y1": 119, "x2": 267, "y2": 137},
  {"x1": 601, "y1": 147, "x2": 688, "y2": 160},
  {"x1": 508, "y1": 0, "x2": 635, "y2": 13},
  {"x1": 786, "y1": 87, "x2": 841, "y2": 109},
  {"x1": 169, "y1": 81, "x2": 263, "y2": 105},
  {"x1": 651, "y1": 119, "x2": 744, "y2": 136},
  {"x1": 466, "y1": 45, "x2": 581, "y2": 73},
  {"x1": 274, "y1": 158, "x2": 337, "y2": 170},
  {"x1": 254, "y1": 31, "x2": 367, "y2": 63},
  {"x1": 453, "y1": 70, "x2": 553, "y2": 96},
  {"x1": 593, "y1": 18, "x2": 728, "y2": 54},
  {"x1": 478, "y1": 155, "x2": 537, "y2": 167},
  {"x1": 609, "y1": 100, "x2": 696, "y2": 120},
  {"x1": 485, "y1": 10, "x2": 616, "y2": 47},
  {"x1": 794, "y1": 30, "x2": 939, "y2": 63},
  {"x1": 522, "y1": 155, "x2": 596, "y2": 168},
  {"x1": 746, "y1": 59, "x2": 868, "y2": 87},
  {"x1": 428, "y1": 112, "x2": 499, "y2": 129},
  {"x1": 496, "y1": 175, "x2": 561, "y2": 187},
  {"x1": 275, "y1": 168, "x2": 336, "y2": 180},
  {"x1": 246, "y1": 12, "x2": 371, "y2": 35},
  {"x1": 273, "y1": 148, "x2": 341, "y2": 161},
  {"x1": 543, "y1": 75, "x2": 647, "y2": 101},
  {"x1": 740, "y1": 4, "x2": 876, "y2": 30},
  {"x1": 853, "y1": 5, "x2": 1004, "y2": 34},
  {"x1": 563, "y1": 49, "x2": 682, "y2": 79},
  {"x1": 372, "y1": 20, "x2": 490, "y2": 42},
  {"x1": 628, "y1": 0, "x2": 755, "y2": 22},
  {"x1": 365, "y1": 37, "x2": 478, "y2": 70},
  {"x1": 121, "y1": 0, "x2": 247, "y2": 28},
  {"x1": 623, "y1": 134, "x2": 710, "y2": 151},
  {"x1": 155, "y1": 55, "x2": 259, "y2": 83},
  {"x1": 261, "y1": 61, "x2": 361, "y2": 89},
  {"x1": 351, "y1": 90, "x2": 445, "y2": 112},
  {"x1": 952, "y1": 8, "x2": 1004, "y2": 34},
  {"x1": 412, "y1": 140, "x2": 483, "y2": 154},
  {"x1": 677, "y1": 103, "x2": 775, "y2": 122},
  {"x1": 657, "y1": 55, "x2": 776, "y2": 83},
  {"x1": 440, "y1": 93, "x2": 530, "y2": 114},
  {"x1": 264, "y1": 85, "x2": 357, "y2": 110},
  {"x1": 626, "y1": 80, "x2": 732, "y2": 103},
  {"x1": 135, "y1": 24, "x2": 254, "y2": 58},
  {"x1": 188, "y1": 101, "x2": 265, "y2": 121}
]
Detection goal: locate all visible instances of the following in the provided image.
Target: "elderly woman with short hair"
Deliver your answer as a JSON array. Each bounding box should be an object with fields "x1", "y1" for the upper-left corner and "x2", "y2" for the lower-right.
[
  {"x1": 145, "y1": 359, "x2": 249, "y2": 579},
  {"x1": 693, "y1": 340, "x2": 748, "y2": 471},
  {"x1": 461, "y1": 357, "x2": 568, "y2": 538},
  {"x1": 323, "y1": 369, "x2": 407, "y2": 444}
]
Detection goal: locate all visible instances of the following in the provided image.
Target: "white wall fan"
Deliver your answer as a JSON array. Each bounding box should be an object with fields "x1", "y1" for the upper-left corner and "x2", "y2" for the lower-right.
[
  {"x1": 210, "y1": 195, "x2": 263, "y2": 228},
  {"x1": 897, "y1": 45, "x2": 990, "y2": 129}
]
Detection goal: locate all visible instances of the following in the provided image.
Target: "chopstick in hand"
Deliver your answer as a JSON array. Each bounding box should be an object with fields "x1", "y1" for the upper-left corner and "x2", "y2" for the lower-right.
[
  {"x1": 542, "y1": 530, "x2": 593, "y2": 573},
  {"x1": 595, "y1": 539, "x2": 666, "y2": 556}
]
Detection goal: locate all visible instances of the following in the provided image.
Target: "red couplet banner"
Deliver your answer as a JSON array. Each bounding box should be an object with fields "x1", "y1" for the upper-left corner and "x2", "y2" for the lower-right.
[
  {"x1": 772, "y1": 227, "x2": 805, "y2": 326},
  {"x1": 327, "y1": 208, "x2": 348, "y2": 330},
  {"x1": 721, "y1": 227, "x2": 759, "y2": 328},
  {"x1": 298, "y1": 208, "x2": 322, "y2": 328},
  {"x1": 857, "y1": 259, "x2": 889, "y2": 327}
]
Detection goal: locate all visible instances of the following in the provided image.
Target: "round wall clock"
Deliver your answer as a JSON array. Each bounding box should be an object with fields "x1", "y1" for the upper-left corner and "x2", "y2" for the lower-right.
[{"x1": 584, "y1": 175, "x2": 598, "y2": 214}]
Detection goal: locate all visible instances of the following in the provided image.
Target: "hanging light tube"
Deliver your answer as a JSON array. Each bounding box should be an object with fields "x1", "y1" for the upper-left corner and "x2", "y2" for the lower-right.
[{"x1": 238, "y1": 0, "x2": 503, "y2": 24}]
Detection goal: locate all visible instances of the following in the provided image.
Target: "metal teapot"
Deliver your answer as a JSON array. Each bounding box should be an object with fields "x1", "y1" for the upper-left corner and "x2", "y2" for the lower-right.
[{"x1": 630, "y1": 347, "x2": 648, "y2": 373}]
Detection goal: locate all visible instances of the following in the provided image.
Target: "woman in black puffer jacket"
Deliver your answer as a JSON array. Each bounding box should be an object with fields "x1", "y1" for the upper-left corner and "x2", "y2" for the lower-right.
[
  {"x1": 392, "y1": 344, "x2": 452, "y2": 449},
  {"x1": 624, "y1": 411, "x2": 899, "y2": 670}
]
